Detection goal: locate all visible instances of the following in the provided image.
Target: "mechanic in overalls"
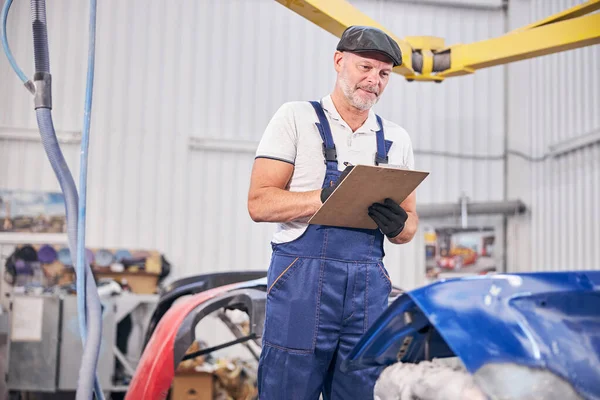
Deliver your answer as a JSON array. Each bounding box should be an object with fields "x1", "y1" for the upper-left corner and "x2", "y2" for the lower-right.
[{"x1": 248, "y1": 26, "x2": 418, "y2": 399}]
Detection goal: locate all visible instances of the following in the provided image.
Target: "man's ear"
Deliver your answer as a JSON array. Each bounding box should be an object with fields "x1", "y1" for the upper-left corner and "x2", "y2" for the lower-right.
[{"x1": 333, "y1": 51, "x2": 344, "y2": 73}]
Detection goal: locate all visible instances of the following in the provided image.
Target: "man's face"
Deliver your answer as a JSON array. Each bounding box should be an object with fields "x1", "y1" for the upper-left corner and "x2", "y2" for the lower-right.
[{"x1": 334, "y1": 51, "x2": 393, "y2": 111}]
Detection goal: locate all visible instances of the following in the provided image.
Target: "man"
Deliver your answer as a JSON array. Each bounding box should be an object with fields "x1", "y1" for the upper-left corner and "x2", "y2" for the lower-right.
[{"x1": 248, "y1": 25, "x2": 418, "y2": 399}]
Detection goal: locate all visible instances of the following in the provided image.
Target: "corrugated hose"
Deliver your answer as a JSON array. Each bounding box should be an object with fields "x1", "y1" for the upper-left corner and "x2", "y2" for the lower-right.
[{"x1": 2, "y1": 0, "x2": 105, "y2": 398}]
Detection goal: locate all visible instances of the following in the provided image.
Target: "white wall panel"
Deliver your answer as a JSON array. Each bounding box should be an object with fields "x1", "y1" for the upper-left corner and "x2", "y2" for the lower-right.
[
  {"x1": 0, "y1": 0, "x2": 504, "y2": 289},
  {"x1": 506, "y1": 0, "x2": 600, "y2": 273},
  {"x1": 0, "y1": 138, "x2": 80, "y2": 192},
  {"x1": 186, "y1": 150, "x2": 275, "y2": 274}
]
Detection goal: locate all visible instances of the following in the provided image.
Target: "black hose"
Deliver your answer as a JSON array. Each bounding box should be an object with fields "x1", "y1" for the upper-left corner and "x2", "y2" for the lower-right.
[{"x1": 31, "y1": 0, "x2": 49, "y2": 73}]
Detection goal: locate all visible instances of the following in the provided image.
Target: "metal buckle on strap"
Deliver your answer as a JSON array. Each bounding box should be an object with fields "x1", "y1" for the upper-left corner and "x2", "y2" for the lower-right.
[
  {"x1": 323, "y1": 143, "x2": 337, "y2": 163},
  {"x1": 375, "y1": 154, "x2": 388, "y2": 165}
]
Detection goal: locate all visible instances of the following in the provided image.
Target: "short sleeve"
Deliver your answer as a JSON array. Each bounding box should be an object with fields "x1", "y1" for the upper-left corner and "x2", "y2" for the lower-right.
[
  {"x1": 255, "y1": 103, "x2": 298, "y2": 165},
  {"x1": 404, "y1": 139, "x2": 415, "y2": 170},
  {"x1": 386, "y1": 124, "x2": 415, "y2": 170}
]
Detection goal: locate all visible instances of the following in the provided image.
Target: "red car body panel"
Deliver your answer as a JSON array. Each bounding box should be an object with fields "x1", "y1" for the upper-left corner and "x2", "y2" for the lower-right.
[{"x1": 125, "y1": 283, "x2": 239, "y2": 400}]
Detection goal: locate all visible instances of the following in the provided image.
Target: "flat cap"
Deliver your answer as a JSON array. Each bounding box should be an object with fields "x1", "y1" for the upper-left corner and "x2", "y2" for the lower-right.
[{"x1": 337, "y1": 26, "x2": 402, "y2": 67}]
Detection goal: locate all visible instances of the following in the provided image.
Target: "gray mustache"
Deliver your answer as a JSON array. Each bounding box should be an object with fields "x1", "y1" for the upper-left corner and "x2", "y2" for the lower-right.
[{"x1": 357, "y1": 86, "x2": 379, "y2": 95}]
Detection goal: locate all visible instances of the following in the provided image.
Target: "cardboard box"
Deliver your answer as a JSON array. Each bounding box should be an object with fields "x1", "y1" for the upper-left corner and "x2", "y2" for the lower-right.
[
  {"x1": 95, "y1": 271, "x2": 159, "y2": 294},
  {"x1": 171, "y1": 371, "x2": 214, "y2": 400}
]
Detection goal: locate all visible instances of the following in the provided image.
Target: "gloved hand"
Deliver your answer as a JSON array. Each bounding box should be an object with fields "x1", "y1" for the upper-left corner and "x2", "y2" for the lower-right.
[
  {"x1": 368, "y1": 198, "x2": 408, "y2": 238},
  {"x1": 320, "y1": 165, "x2": 354, "y2": 203}
]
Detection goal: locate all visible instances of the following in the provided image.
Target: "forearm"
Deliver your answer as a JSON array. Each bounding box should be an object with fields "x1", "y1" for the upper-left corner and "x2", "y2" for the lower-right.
[
  {"x1": 390, "y1": 211, "x2": 418, "y2": 244},
  {"x1": 248, "y1": 187, "x2": 322, "y2": 223}
]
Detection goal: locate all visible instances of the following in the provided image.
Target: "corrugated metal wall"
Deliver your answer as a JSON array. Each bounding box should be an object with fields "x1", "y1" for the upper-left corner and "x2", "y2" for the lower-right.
[
  {"x1": 0, "y1": 0, "x2": 505, "y2": 289},
  {"x1": 506, "y1": 0, "x2": 600, "y2": 273}
]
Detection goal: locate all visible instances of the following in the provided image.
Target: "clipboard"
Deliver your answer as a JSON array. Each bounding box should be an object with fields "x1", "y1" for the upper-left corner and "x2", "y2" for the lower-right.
[{"x1": 308, "y1": 165, "x2": 429, "y2": 229}]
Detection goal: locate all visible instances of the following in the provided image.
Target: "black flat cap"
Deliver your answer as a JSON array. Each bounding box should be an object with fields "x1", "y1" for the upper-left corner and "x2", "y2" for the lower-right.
[{"x1": 336, "y1": 26, "x2": 402, "y2": 67}]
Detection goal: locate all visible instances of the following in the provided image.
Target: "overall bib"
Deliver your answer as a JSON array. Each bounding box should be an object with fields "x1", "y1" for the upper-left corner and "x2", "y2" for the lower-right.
[{"x1": 257, "y1": 101, "x2": 393, "y2": 400}]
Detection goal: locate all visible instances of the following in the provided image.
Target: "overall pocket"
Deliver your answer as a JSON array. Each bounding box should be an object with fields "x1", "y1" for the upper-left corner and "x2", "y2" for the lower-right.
[
  {"x1": 263, "y1": 254, "x2": 321, "y2": 353},
  {"x1": 365, "y1": 262, "x2": 393, "y2": 330},
  {"x1": 377, "y1": 262, "x2": 393, "y2": 293}
]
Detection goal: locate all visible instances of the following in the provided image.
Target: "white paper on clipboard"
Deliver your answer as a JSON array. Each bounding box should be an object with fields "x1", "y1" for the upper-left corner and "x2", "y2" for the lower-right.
[{"x1": 11, "y1": 297, "x2": 44, "y2": 342}]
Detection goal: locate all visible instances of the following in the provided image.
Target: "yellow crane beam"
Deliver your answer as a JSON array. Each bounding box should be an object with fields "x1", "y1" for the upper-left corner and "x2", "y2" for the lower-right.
[
  {"x1": 276, "y1": 0, "x2": 600, "y2": 82},
  {"x1": 275, "y1": 0, "x2": 416, "y2": 75},
  {"x1": 511, "y1": 0, "x2": 600, "y2": 32},
  {"x1": 441, "y1": 11, "x2": 600, "y2": 78}
]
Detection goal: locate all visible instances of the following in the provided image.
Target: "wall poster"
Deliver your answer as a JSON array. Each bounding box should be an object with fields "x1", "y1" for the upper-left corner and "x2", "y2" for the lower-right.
[
  {"x1": 425, "y1": 225, "x2": 498, "y2": 281},
  {"x1": 0, "y1": 190, "x2": 66, "y2": 234}
]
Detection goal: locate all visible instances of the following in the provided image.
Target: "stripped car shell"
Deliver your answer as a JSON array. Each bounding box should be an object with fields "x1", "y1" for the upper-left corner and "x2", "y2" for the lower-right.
[
  {"x1": 127, "y1": 270, "x2": 599, "y2": 400},
  {"x1": 127, "y1": 271, "x2": 404, "y2": 399},
  {"x1": 344, "y1": 271, "x2": 600, "y2": 400}
]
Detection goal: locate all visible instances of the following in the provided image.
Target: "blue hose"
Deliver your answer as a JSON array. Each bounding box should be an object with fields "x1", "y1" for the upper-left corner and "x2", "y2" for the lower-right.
[
  {"x1": 29, "y1": 0, "x2": 104, "y2": 399},
  {"x1": 3, "y1": 1, "x2": 105, "y2": 398},
  {"x1": 35, "y1": 110, "x2": 105, "y2": 400},
  {"x1": 1, "y1": 0, "x2": 29, "y2": 84},
  {"x1": 77, "y1": 0, "x2": 96, "y2": 342},
  {"x1": 76, "y1": 0, "x2": 105, "y2": 397}
]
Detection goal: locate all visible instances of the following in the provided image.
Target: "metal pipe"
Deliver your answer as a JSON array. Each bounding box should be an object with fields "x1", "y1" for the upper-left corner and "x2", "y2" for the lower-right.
[
  {"x1": 502, "y1": 3, "x2": 510, "y2": 274},
  {"x1": 217, "y1": 311, "x2": 261, "y2": 361},
  {"x1": 460, "y1": 194, "x2": 468, "y2": 228},
  {"x1": 387, "y1": 0, "x2": 506, "y2": 11},
  {"x1": 417, "y1": 199, "x2": 527, "y2": 219},
  {"x1": 548, "y1": 128, "x2": 600, "y2": 157},
  {"x1": 0, "y1": 126, "x2": 81, "y2": 143}
]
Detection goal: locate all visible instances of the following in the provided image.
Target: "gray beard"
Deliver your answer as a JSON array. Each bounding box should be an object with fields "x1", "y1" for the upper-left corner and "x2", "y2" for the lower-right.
[{"x1": 339, "y1": 74, "x2": 379, "y2": 111}]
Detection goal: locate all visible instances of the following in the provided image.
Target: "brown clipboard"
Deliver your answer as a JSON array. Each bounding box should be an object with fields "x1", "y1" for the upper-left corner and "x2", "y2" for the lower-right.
[{"x1": 308, "y1": 165, "x2": 429, "y2": 229}]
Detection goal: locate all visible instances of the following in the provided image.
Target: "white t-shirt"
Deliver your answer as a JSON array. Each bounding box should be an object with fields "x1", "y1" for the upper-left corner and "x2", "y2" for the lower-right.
[{"x1": 255, "y1": 94, "x2": 415, "y2": 244}]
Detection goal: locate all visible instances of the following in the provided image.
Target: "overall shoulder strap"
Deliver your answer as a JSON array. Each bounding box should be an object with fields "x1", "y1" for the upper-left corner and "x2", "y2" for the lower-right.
[
  {"x1": 309, "y1": 101, "x2": 338, "y2": 170},
  {"x1": 375, "y1": 115, "x2": 393, "y2": 165}
]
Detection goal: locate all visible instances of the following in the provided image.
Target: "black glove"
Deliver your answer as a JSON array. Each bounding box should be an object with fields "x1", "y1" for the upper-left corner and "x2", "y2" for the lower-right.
[
  {"x1": 320, "y1": 165, "x2": 354, "y2": 203},
  {"x1": 368, "y1": 198, "x2": 408, "y2": 238}
]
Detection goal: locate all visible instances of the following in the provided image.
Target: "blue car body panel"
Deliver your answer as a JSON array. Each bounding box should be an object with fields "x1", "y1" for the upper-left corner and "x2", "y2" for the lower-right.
[{"x1": 345, "y1": 271, "x2": 600, "y2": 400}]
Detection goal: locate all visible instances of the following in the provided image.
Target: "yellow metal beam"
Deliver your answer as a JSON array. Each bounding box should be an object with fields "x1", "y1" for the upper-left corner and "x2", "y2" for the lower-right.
[
  {"x1": 275, "y1": 0, "x2": 415, "y2": 75},
  {"x1": 511, "y1": 0, "x2": 600, "y2": 33},
  {"x1": 441, "y1": 12, "x2": 600, "y2": 78},
  {"x1": 276, "y1": 0, "x2": 600, "y2": 82}
]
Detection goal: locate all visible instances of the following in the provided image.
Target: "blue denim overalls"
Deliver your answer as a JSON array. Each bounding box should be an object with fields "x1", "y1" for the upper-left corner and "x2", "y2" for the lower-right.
[{"x1": 257, "y1": 100, "x2": 393, "y2": 399}]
